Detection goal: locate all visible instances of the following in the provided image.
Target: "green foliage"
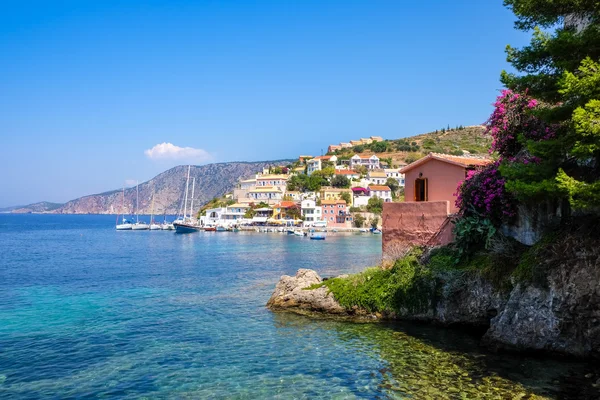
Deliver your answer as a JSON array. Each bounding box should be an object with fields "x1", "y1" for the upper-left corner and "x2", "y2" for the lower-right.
[
  {"x1": 369, "y1": 216, "x2": 379, "y2": 229},
  {"x1": 331, "y1": 175, "x2": 350, "y2": 189},
  {"x1": 385, "y1": 177, "x2": 399, "y2": 193},
  {"x1": 453, "y1": 215, "x2": 497, "y2": 258},
  {"x1": 353, "y1": 214, "x2": 365, "y2": 228},
  {"x1": 348, "y1": 206, "x2": 362, "y2": 213},
  {"x1": 366, "y1": 196, "x2": 383, "y2": 214},
  {"x1": 556, "y1": 168, "x2": 600, "y2": 210},
  {"x1": 340, "y1": 191, "x2": 352, "y2": 205},
  {"x1": 370, "y1": 141, "x2": 388, "y2": 153},
  {"x1": 287, "y1": 173, "x2": 326, "y2": 192},
  {"x1": 404, "y1": 153, "x2": 422, "y2": 164},
  {"x1": 321, "y1": 250, "x2": 432, "y2": 314}
]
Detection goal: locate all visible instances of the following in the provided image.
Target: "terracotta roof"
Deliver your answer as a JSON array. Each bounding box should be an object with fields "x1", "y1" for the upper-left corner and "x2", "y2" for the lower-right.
[
  {"x1": 335, "y1": 170, "x2": 359, "y2": 175},
  {"x1": 369, "y1": 185, "x2": 391, "y2": 191},
  {"x1": 274, "y1": 201, "x2": 298, "y2": 208},
  {"x1": 400, "y1": 152, "x2": 492, "y2": 173},
  {"x1": 321, "y1": 199, "x2": 347, "y2": 205}
]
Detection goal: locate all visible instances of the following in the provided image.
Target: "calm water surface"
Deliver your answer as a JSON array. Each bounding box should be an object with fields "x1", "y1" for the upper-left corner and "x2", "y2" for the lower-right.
[{"x1": 0, "y1": 215, "x2": 595, "y2": 399}]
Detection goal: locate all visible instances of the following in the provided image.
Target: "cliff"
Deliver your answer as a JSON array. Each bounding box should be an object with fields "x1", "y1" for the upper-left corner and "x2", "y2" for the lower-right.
[
  {"x1": 53, "y1": 160, "x2": 290, "y2": 215},
  {"x1": 267, "y1": 229, "x2": 600, "y2": 359}
]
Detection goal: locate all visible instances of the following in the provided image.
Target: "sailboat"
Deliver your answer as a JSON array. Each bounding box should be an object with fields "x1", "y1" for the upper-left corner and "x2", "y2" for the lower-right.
[
  {"x1": 132, "y1": 181, "x2": 149, "y2": 230},
  {"x1": 161, "y1": 212, "x2": 174, "y2": 230},
  {"x1": 174, "y1": 166, "x2": 202, "y2": 233},
  {"x1": 116, "y1": 187, "x2": 133, "y2": 230},
  {"x1": 149, "y1": 193, "x2": 161, "y2": 230}
]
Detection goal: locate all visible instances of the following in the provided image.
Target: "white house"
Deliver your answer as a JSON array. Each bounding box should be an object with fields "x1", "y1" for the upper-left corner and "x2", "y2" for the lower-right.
[
  {"x1": 306, "y1": 155, "x2": 338, "y2": 176},
  {"x1": 350, "y1": 154, "x2": 380, "y2": 170},
  {"x1": 220, "y1": 203, "x2": 250, "y2": 225},
  {"x1": 301, "y1": 199, "x2": 322, "y2": 226},
  {"x1": 202, "y1": 207, "x2": 228, "y2": 226},
  {"x1": 256, "y1": 174, "x2": 288, "y2": 188},
  {"x1": 248, "y1": 187, "x2": 284, "y2": 203},
  {"x1": 334, "y1": 169, "x2": 360, "y2": 180},
  {"x1": 367, "y1": 170, "x2": 387, "y2": 185},
  {"x1": 385, "y1": 168, "x2": 405, "y2": 186},
  {"x1": 368, "y1": 185, "x2": 392, "y2": 202}
]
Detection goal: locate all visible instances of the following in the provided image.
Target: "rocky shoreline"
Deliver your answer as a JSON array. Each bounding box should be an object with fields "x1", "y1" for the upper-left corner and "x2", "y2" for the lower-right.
[{"x1": 267, "y1": 254, "x2": 600, "y2": 359}]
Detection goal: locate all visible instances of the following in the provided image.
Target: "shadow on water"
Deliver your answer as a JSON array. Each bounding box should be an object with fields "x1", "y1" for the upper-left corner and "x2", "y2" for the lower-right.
[{"x1": 271, "y1": 312, "x2": 599, "y2": 399}]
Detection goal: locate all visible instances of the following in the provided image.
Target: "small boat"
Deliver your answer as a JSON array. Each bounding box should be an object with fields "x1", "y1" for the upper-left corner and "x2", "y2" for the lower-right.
[
  {"x1": 293, "y1": 230, "x2": 304, "y2": 237},
  {"x1": 204, "y1": 226, "x2": 217, "y2": 232},
  {"x1": 372, "y1": 229, "x2": 382, "y2": 235},
  {"x1": 161, "y1": 222, "x2": 174, "y2": 230},
  {"x1": 174, "y1": 221, "x2": 202, "y2": 233},
  {"x1": 116, "y1": 218, "x2": 133, "y2": 230},
  {"x1": 150, "y1": 222, "x2": 162, "y2": 230},
  {"x1": 286, "y1": 229, "x2": 295, "y2": 235},
  {"x1": 115, "y1": 187, "x2": 133, "y2": 230},
  {"x1": 359, "y1": 228, "x2": 368, "y2": 233},
  {"x1": 132, "y1": 222, "x2": 149, "y2": 230},
  {"x1": 149, "y1": 194, "x2": 161, "y2": 230},
  {"x1": 231, "y1": 227, "x2": 240, "y2": 232},
  {"x1": 310, "y1": 234, "x2": 326, "y2": 240},
  {"x1": 216, "y1": 226, "x2": 226, "y2": 232}
]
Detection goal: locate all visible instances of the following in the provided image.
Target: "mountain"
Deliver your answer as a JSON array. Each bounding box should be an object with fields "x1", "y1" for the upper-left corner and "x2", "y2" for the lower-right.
[
  {"x1": 2, "y1": 202, "x2": 64, "y2": 214},
  {"x1": 54, "y1": 160, "x2": 291, "y2": 215}
]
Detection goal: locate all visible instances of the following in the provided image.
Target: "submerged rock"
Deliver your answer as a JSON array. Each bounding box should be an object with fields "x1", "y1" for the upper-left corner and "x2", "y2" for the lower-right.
[{"x1": 266, "y1": 269, "x2": 347, "y2": 315}]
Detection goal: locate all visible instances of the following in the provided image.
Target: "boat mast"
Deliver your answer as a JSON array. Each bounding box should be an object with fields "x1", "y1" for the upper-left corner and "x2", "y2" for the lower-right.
[
  {"x1": 136, "y1": 181, "x2": 139, "y2": 223},
  {"x1": 190, "y1": 177, "x2": 196, "y2": 219},
  {"x1": 150, "y1": 192, "x2": 155, "y2": 224},
  {"x1": 183, "y1": 165, "x2": 191, "y2": 219}
]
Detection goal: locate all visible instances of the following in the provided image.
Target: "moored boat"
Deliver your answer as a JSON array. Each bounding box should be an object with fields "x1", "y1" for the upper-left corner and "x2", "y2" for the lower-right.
[
  {"x1": 174, "y1": 221, "x2": 202, "y2": 233},
  {"x1": 204, "y1": 226, "x2": 217, "y2": 232},
  {"x1": 174, "y1": 166, "x2": 202, "y2": 234}
]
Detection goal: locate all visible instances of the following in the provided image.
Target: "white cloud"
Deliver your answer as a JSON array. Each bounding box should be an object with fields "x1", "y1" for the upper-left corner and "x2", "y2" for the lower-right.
[{"x1": 144, "y1": 142, "x2": 212, "y2": 163}]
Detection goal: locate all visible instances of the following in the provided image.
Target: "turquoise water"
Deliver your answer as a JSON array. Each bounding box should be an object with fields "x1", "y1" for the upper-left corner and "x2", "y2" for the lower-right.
[{"x1": 0, "y1": 215, "x2": 596, "y2": 399}]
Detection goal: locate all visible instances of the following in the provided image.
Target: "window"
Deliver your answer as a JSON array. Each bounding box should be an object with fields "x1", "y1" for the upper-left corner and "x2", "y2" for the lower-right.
[{"x1": 415, "y1": 178, "x2": 428, "y2": 201}]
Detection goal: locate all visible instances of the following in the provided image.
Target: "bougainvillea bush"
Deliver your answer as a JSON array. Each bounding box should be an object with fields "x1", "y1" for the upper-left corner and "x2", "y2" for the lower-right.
[{"x1": 455, "y1": 162, "x2": 517, "y2": 224}]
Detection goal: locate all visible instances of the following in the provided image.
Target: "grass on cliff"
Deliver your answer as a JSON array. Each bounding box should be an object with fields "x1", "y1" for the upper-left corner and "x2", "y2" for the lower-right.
[{"x1": 309, "y1": 249, "x2": 434, "y2": 314}]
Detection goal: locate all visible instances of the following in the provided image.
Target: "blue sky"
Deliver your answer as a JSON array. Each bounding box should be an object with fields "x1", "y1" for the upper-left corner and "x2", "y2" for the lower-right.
[{"x1": 0, "y1": 0, "x2": 530, "y2": 207}]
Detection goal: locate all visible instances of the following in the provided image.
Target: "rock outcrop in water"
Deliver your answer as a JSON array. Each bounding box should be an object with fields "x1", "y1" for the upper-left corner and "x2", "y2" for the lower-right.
[{"x1": 268, "y1": 247, "x2": 600, "y2": 359}]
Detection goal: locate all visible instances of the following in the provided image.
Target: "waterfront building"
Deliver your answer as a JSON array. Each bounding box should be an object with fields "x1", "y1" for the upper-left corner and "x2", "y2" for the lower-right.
[
  {"x1": 248, "y1": 187, "x2": 284, "y2": 204},
  {"x1": 221, "y1": 203, "x2": 251, "y2": 225},
  {"x1": 321, "y1": 199, "x2": 352, "y2": 227},
  {"x1": 272, "y1": 201, "x2": 300, "y2": 221},
  {"x1": 202, "y1": 207, "x2": 228, "y2": 226},
  {"x1": 301, "y1": 199, "x2": 322, "y2": 226},
  {"x1": 252, "y1": 207, "x2": 273, "y2": 224}
]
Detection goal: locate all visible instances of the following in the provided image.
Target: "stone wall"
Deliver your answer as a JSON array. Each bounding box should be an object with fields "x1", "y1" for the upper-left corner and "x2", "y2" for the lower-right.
[{"x1": 382, "y1": 201, "x2": 451, "y2": 258}]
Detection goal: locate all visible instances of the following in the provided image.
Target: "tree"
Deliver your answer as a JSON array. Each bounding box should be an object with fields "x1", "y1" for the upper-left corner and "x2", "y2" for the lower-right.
[
  {"x1": 340, "y1": 191, "x2": 352, "y2": 205},
  {"x1": 367, "y1": 196, "x2": 383, "y2": 214},
  {"x1": 370, "y1": 141, "x2": 388, "y2": 153},
  {"x1": 353, "y1": 214, "x2": 365, "y2": 228},
  {"x1": 355, "y1": 165, "x2": 368, "y2": 177},
  {"x1": 331, "y1": 175, "x2": 350, "y2": 188},
  {"x1": 385, "y1": 178, "x2": 399, "y2": 193},
  {"x1": 370, "y1": 216, "x2": 379, "y2": 229},
  {"x1": 494, "y1": 0, "x2": 600, "y2": 211},
  {"x1": 286, "y1": 205, "x2": 302, "y2": 220}
]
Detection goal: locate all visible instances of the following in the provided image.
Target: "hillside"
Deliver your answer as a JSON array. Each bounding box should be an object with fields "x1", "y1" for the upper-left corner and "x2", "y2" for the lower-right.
[
  {"x1": 2, "y1": 202, "x2": 64, "y2": 214},
  {"x1": 54, "y1": 160, "x2": 290, "y2": 215},
  {"x1": 329, "y1": 125, "x2": 491, "y2": 167}
]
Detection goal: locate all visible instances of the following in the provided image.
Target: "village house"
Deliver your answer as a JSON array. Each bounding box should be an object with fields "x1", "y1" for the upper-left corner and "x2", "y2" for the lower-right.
[
  {"x1": 351, "y1": 187, "x2": 370, "y2": 207},
  {"x1": 350, "y1": 154, "x2": 380, "y2": 170},
  {"x1": 327, "y1": 144, "x2": 341, "y2": 153},
  {"x1": 248, "y1": 187, "x2": 284, "y2": 204},
  {"x1": 256, "y1": 174, "x2": 288, "y2": 188},
  {"x1": 367, "y1": 170, "x2": 387, "y2": 185},
  {"x1": 306, "y1": 155, "x2": 338, "y2": 176},
  {"x1": 301, "y1": 199, "x2": 322, "y2": 226},
  {"x1": 284, "y1": 191, "x2": 302, "y2": 201},
  {"x1": 202, "y1": 207, "x2": 228, "y2": 226},
  {"x1": 368, "y1": 185, "x2": 392, "y2": 202},
  {"x1": 400, "y1": 152, "x2": 491, "y2": 213},
  {"x1": 321, "y1": 199, "x2": 352, "y2": 227},
  {"x1": 220, "y1": 203, "x2": 251, "y2": 225},
  {"x1": 360, "y1": 138, "x2": 373, "y2": 144},
  {"x1": 370, "y1": 136, "x2": 384, "y2": 142},
  {"x1": 252, "y1": 207, "x2": 273, "y2": 224},
  {"x1": 334, "y1": 169, "x2": 360, "y2": 180},
  {"x1": 350, "y1": 140, "x2": 362, "y2": 146},
  {"x1": 385, "y1": 168, "x2": 405, "y2": 186},
  {"x1": 319, "y1": 187, "x2": 352, "y2": 202},
  {"x1": 272, "y1": 201, "x2": 300, "y2": 221},
  {"x1": 298, "y1": 155, "x2": 313, "y2": 163},
  {"x1": 340, "y1": 142, "x2": 352, "y2": 148}
]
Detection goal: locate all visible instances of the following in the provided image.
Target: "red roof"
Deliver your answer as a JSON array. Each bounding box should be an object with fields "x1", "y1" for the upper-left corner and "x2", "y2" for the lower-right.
[
  {"x1": 369, "y1": 185, "x2": 391, "y2": 191},
  {"x1": 400, "y1": 152, "x2": 492, "y2": 173},
  {"x1": 275, "y1": 201, "x2": 298, "y2": 208}
]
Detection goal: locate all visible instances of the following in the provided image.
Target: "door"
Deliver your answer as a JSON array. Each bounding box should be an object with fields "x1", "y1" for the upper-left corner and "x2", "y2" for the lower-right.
[{"x1": 415, "y1": 178, "x2": 428, "y2": 201}]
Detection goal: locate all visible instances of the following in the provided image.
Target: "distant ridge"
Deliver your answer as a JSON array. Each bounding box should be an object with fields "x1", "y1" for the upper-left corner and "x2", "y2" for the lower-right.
[
  {"x1": 53, "y1": 160, "x2": 291, "y2": 215},
  {"x1": 1, "y1": 201, "x2": 63, "y2": 214}
]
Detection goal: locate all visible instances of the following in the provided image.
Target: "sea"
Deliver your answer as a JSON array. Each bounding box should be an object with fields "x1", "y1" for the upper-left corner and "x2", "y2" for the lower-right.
[{"x1": 0, "y1": 214, "x2": 596, "y2": 399}]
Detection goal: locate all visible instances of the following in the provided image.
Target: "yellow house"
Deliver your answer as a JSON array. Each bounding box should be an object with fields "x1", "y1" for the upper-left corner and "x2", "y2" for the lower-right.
[
  {"x1": 319, "y1": 187, "x2": 352, "y2": 202},
  {"x1": 271, "y1": 201, "x2": 299, "y2": 220}
]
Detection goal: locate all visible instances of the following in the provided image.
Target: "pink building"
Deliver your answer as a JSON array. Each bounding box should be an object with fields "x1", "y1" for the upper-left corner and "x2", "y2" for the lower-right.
[
  {"x1": 400, "y1": 153, "x2": 491, "y2": 213},
  {"x1": 321, "y1": 199, "x2": 352, "y2": 227}
]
